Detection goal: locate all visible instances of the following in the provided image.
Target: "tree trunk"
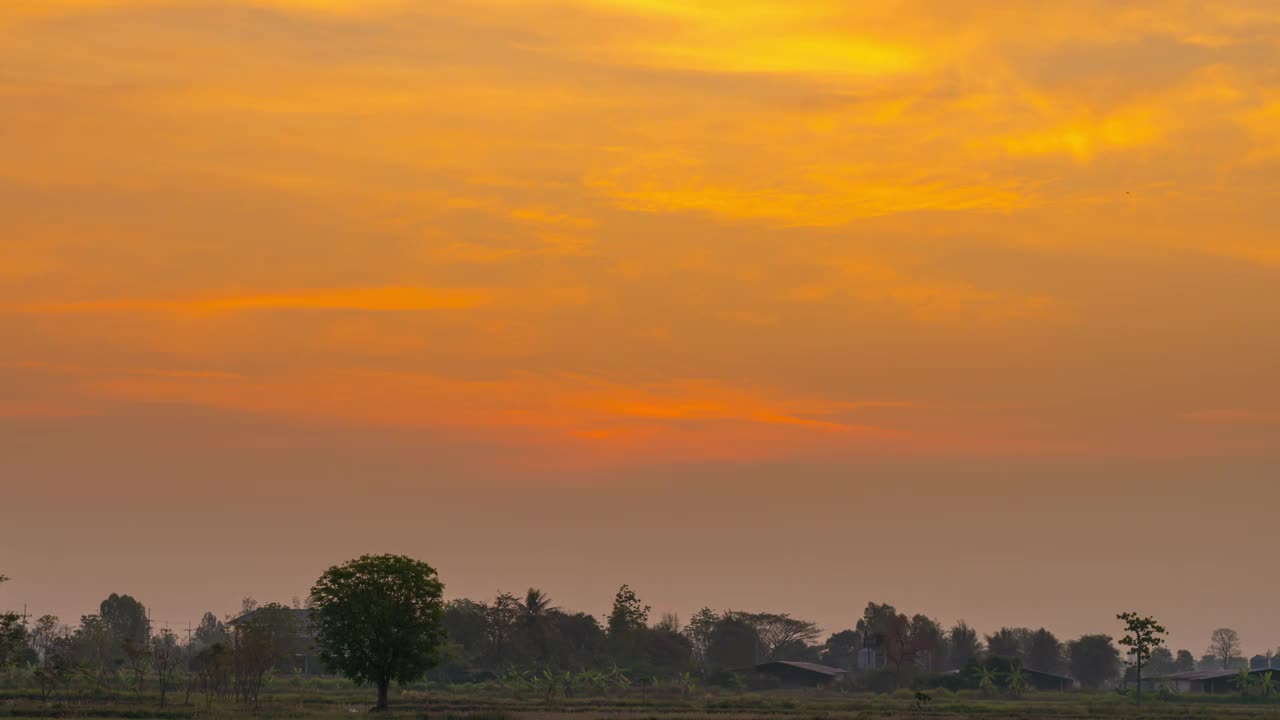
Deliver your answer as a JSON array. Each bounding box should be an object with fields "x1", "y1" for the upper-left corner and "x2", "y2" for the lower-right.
[
  {"x1": 1136, "y1": 661, "x2": 1142, "y2": 707},
  {"x1": 375, "y1": 680, "x2": 389, "y2": 711}
]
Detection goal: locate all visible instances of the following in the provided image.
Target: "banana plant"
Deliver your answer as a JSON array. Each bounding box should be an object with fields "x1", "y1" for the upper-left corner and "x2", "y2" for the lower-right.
[
  {"x1": 1257, "y1": 671, "x2": 1279, "y2": 699},
  {"x1": 1004, "y1": 663, "x2": 1028, "y2": 699},
  {"x1": 1232, "y1": 668, "x2": 1253, "y2": 698},
  {"x1": 606, "y1": 664, "x2": 631, "y2": 692},
  {"x1": 679, "y1": 671, "x2": 697, "y2": 699},
  {"x1": 538, "y1": 668, "x2": 561, "y2": 703},
  {"x1": 975, "y1": 665, "x2": 998, "y2": 697}
]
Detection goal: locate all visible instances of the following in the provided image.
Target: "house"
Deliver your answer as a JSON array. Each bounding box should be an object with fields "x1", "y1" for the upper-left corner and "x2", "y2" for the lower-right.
[
  {"x1": 227, "y1": 606, "x2": 325, "y2": 674},
  {"x1": 1021, "y1": 668, "x2": 1076, "y2": 691},
  {"x1": 750, "y1": 661, "x2": 848, "y2": 686},
  {"x1": 937, "y1": 665, "x2": 1076, "y2": 692},
  {"x1": 1141, "y1": 667, "x2": 1276, "y2": 694}
]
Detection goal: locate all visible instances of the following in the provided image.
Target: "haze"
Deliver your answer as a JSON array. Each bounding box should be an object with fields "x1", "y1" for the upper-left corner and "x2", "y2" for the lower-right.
[{"x1": 1, "y1": 0, "x2": 1277, "y2": 656}]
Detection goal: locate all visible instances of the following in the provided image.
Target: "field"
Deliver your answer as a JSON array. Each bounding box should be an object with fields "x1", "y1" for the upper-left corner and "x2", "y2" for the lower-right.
[{"x1": 5, "y1": 676, "x2": 1280, "y2": 720}]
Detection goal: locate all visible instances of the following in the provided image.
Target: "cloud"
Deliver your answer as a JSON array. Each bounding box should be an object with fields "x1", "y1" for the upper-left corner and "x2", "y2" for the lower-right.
[{"x1": 2, "y1": 288, "x2": 494, "y2": 315}]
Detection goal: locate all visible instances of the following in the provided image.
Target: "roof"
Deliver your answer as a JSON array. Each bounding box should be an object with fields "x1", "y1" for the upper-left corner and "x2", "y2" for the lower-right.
[
  {"x1": 1022, "y1": 667, "x2": 1075, "y2": 682},
  {"x1": 752, "y1": 661, "x2": 847, "y2": 676},
  {"x1": 227, "y1": 607, "x2": 311, "y2": 627},
  {"x1": 1145, "y1": 668, "x2": 1274, "y2": 682}
]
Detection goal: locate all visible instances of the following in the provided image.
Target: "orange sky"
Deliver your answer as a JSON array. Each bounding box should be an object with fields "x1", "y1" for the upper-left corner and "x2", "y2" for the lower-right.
[{"x1": 1, "y1": 0, "x2": 1278, "y2": 655}]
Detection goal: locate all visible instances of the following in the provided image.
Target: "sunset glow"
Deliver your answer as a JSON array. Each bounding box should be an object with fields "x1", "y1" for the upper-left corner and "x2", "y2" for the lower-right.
[{"x1": 2, "y1": 0, "x2": 1279, "y2": 655}]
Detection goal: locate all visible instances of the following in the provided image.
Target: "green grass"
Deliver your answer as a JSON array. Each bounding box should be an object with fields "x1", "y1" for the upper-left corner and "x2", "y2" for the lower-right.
[{"x1": 5, "y1": 677, "x2": 1280, "y2": 720}]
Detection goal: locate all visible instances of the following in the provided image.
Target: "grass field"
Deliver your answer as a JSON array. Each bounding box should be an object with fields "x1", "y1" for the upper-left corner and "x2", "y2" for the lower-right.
[{"x1": 5, "y1": 676, "x2": 1280, "y2": 720}]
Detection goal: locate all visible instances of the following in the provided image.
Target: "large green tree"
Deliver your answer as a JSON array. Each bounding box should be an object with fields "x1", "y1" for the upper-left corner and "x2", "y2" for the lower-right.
[{"x1": 309, "y1": 555, "x2": 445, "y2": 711}]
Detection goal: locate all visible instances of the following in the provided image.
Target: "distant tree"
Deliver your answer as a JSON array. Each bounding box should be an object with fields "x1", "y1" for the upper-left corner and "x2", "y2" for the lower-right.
[
  {"x1": 229, "y1": 608, "x2": 286, "y2": 705},
  {"x1": 151, "y1": 629, "x2": 182, "y2": 707},
  {"x1": 33, "y1": 653, "x2": 79, "y2": 702},
  {"x1": 1147, "y1": 647, "x2": 1175, "y2": 676},
  {"x1": 193, "y1": 612, "x2": 227, "y2": 651},
  {"x1": 606, "y1": 585, "x2": 650, "y2": 636},
  {"x1": 855, "y1": 602, "x2": 898, "y2": 652},
  {"x1": 1068, "y1": 634, "x2": 1121, "y2": 689},
  {"x1": 29, "y1": 615, "x2": 67, "y2": 666},
  {"x1": 520, "y1": 588, "x2": 558, "y2": 661},
  {"x1": 884, "y1": 613, "x2": 940, "y2": 684},
  {"x1": 0, "y1": 613, "x2": 25, "y2": 667},
  {"x1": 309, "y1": 554, "x2": 446, "y2": 711},
  {"x1": 735, "y1": 612, "x2": 821, "y2": 660},
  {"x1": 484, "y1": 592, "x2": 522, "y2": 664},
  {"x1": 442, "y1": 599, "x2": 488, "y2": 668},
  {"x1": 72, "y1": 615, "x2": 116, "y2": 684},
  {"x1": 100, "y1": 593, "x2": 149, "y2": 649},
  {"x1": 820, "y1": 629, "x2": 861, "y2": 670},
  {"x1": 606, "y1": 585, "x2": 650, "y2": 663},
  {"x1": 947, "y1": 621, "x2": 981, "y2": 670},
  {"x1": 0, "y1": 576, "x2": 24, "y2": 667},
  {"x1": 1117, "y1": 612, "x2": 1166, "y2": 707},
  {"x1": 985, "y1": 627, "x2": 1030, "y2": 661},
  {"x1": 706, "y1": 615, "x2": 763, "y2": 669},
  {"x1": 546, "y1": 611, "x2": 605, "y2": 670},
  {"x1": 192, "y1": 642, "x2": 232, "y2": 709},
  {"x1": 521, "y1": 588, "x2": 557, "y2": 626},
  {"x1": 1027, "y1": 628, "x2": 1064, "y2": 673},
  {"x1": 653, "y1": 612, "x2": 681, "y2": 634},
  {"x1": 122, "y1": 637, "x2": 151, "y2": 698},
  {"x1": 683, "y1": 608, "x2": 719, "y2": 663},
  {"x1": 645, "y1": 625, "x2": 694, "y2": 670},
  {"x1": 1208, "y1": 628, "x2": 1242, "y2": 669},
  {"x1": 1172, "y1": 649, "x2": 1196, "y2": 672}
]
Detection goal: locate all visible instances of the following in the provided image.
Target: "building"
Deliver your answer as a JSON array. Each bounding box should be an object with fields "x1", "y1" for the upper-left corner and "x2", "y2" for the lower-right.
[
  {"x1": 750, "y1": 661, "x2": 848, "y2": 687},
  {"x1": 1021, "y1": 668, "x2": 1076, "y2": 691},
  {"x1": 227, "y1": 606, "x2": 325, "y2": 674},
  {"x1": 1141, "y1": 667, "x2": 1276, "y2": 695}
]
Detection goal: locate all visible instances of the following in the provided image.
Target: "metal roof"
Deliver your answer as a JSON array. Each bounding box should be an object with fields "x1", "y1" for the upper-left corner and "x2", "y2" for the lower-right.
[
  {"x1": 753, "y1": 661, "x2": 848, "y2": 676},
  {"x1": 1146, "y1": 668, "x2": 1274, "y2": 681}
]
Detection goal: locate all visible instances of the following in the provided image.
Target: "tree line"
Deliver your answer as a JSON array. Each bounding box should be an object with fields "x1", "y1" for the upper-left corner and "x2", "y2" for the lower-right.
[{"x1": 2, "y1": 565, "x2": 1276, "y2": 709}]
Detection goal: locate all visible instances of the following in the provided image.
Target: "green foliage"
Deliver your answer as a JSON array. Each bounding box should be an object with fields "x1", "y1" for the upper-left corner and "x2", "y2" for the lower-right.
[
  {"x1": 0, "y1": 611, "x2": 27, "y2": 667},
  {"x1": 606, "y1": 585, "x2": 649, "y2": 637},
  {"x1": 1116, "y1": 611, "x2": 1166, "y2": 706},
  {"x1": 1234, "y1": 668, "x2": 1254, "y2": 698},
  {"x1": 1068, "y1": 634, "x2": 1121, "y2": 690},
  {"x1": 100, "y1": 595, "x2": 148, "y2": 645},
  {"x1": 309, "y1": 554, "x2": 446, "y2": 710},
  {"x1": 946, "y1": 621, "x2": 981, "y2": 670},
  {"x1": 1004, "y1": 661, "x2": 1027, "y2": 699}
]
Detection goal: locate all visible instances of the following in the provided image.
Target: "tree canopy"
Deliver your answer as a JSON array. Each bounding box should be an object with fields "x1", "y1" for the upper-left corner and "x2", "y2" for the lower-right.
[{"x1": 309, "y1": 554, "x2": 445, "y2": 710}]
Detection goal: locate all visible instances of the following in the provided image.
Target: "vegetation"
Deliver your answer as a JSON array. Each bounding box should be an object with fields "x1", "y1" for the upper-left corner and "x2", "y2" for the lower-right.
[
  {"x1": 1116, "y1": 611, "x2": 1166, "y2": 706},
  {"x1": 3, "y1": 563, "x2": 1280, "y2": 718},
  {"x1": 309, "y1": 554, "x2": 446, "y2": 711}
]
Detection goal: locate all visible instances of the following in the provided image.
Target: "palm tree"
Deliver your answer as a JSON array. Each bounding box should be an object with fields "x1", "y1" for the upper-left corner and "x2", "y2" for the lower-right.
[{"x1": 522, "y1": 588, "x2": 558, "y2": 625}]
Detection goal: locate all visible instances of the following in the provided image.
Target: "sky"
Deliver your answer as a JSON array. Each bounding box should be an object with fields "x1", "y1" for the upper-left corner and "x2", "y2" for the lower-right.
[{"x1": 1, "y1": 0, "x2": 1278, "y2": 656}]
